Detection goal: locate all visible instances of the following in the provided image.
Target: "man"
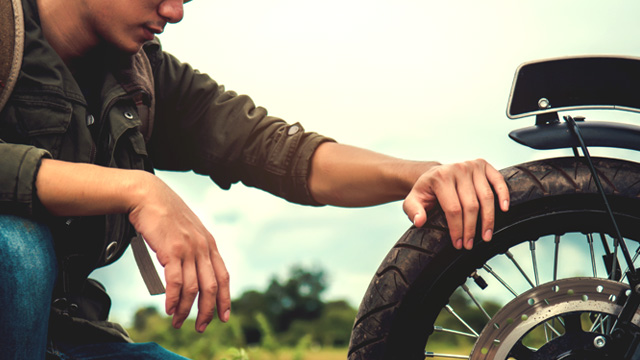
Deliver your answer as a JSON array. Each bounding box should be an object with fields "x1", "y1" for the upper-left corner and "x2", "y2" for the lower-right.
[{"x1": 0, "y1": 0, "x2": 510, "y2": 358}]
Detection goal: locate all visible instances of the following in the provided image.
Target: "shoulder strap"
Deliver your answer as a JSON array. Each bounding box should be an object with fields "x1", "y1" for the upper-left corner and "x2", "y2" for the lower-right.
[
  {"x1": 0, "y1": 0, "x2": 24, "y2": 112},
  {"x1": 131, "y1": 234, "x2": 165, "y2": 295}
]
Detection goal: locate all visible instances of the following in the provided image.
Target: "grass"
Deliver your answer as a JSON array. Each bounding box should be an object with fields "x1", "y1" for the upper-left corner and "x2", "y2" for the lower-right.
[{"x1": 213, "y1": 347, "x2": 347, "y2": 360}]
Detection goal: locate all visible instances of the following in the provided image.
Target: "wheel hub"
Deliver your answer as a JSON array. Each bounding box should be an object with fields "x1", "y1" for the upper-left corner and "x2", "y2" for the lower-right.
[
  {"x1": 470, "y1": 277, "x2": 640, "y2": 359},
  {"x1": 531, "y1": 330, "x2": 605, "y2": 359}
]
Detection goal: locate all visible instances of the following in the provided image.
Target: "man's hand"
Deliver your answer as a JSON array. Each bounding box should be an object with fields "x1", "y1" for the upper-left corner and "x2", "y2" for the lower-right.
[
  {"x1": 128, "y1": 175, "x2": 231, "y2": 333},
  {"x1": 36, "y1": 159, "x2": 230, "y2": 333},
  {"x1": 402, "y1": 159, "x2": 509, "y2": 250}
]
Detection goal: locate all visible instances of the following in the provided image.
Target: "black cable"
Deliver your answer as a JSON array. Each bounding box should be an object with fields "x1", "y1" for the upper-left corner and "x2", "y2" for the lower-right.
[{"x1": 565, "y1": 115, "x2": 635, "y2": 276}]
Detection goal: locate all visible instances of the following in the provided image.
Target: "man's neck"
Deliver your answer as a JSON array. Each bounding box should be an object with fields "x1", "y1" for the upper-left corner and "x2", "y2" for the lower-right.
[{"x1": 36, "y1": 0, "x2": 99, "y2": 66}]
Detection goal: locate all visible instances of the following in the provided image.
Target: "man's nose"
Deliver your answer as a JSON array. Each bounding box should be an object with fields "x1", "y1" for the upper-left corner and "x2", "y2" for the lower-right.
[{"x1": 158, "y1": 0, "x2": 184, "y2": 24}]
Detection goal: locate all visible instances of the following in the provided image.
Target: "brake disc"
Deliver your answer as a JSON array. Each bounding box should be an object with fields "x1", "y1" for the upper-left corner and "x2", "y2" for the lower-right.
[{"x1": 471, "y1": 277, "x2": 640, "y2": 359}]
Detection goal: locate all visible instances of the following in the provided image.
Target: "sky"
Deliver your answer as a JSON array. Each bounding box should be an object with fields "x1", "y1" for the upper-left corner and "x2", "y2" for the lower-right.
[{"x1": 92, "y1": 0, "x2": 640, "y2": 325}]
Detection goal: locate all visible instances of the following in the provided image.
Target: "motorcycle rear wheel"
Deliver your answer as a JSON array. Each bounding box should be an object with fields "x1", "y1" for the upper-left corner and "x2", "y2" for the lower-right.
[{"x1": 348, "y1": 157, "x2": 640, "y2": 360}]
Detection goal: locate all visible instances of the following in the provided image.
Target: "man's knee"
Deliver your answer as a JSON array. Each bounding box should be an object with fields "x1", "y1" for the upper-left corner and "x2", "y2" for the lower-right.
[{"x1": 0, "y1": 215, "x2": 58, "y2": 287}]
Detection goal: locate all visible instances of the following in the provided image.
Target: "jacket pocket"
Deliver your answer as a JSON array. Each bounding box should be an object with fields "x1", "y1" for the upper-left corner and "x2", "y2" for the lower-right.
[
  {"x1": 6, "y1": 97, "x2": 73, "y2": 157},
  {"x1": 110, "y1": 129, "x2": 148, "y2": 170}
]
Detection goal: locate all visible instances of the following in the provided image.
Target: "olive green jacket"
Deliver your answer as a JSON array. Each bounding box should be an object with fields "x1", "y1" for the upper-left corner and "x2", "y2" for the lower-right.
[{"x1": 1, "y1": 0, "x2": 333, "y2": 343}]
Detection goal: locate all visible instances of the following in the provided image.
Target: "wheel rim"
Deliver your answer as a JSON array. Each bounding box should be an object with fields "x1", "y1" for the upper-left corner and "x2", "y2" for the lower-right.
[{"x1": 425, "y1": 231, "x2": 640, "y2": 360}]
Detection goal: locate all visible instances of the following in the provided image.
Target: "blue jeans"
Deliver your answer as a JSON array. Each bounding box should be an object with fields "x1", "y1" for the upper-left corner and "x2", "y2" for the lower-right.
[
  {"x1": 51, "y1": 342, "x2": 190, "y2": 360},
  {"x1": 0, "y1": 215, "x2": 189, "y2": 360},
  {"x1": 0, "y1": 214, "x2": 57, "y2": 360}
]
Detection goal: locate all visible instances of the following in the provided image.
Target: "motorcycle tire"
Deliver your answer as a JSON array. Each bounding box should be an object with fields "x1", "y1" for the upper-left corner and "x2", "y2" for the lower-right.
[{"x1": 348, "y1": 156, "x2": 640, "y2": 360}]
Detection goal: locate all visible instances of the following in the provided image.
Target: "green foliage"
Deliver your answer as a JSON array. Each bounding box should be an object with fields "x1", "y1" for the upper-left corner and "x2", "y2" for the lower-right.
[
  {"x1": 127, "y1": 264, "x2": 354, "y2": 359},
  {"x1": 220, "y1": 348, "x2": 249, "y2": 360},
  {"x1": 279, "y1": 300, "x2": 356, "y2": 347},
  {"x1": 127, "y1": 306, "x2": 246, "y2": 360},
  {"x1": 292, "y1": 334, "x2": 312, "y2": 360},
  {"x1": 255, "y1": 313, "x2": 279, "y2": 354},
  {"x1": 238, "y1": 266, "x2": 355, "y2": 348},
  {"x1": 233, "y1": 265, "x2": 328, "y2": 344}
]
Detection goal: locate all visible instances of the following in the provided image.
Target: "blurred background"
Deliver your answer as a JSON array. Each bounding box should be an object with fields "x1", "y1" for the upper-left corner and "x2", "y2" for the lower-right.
[{"x1": 91, "y1": 0, "x2": 640, "y2": 358}]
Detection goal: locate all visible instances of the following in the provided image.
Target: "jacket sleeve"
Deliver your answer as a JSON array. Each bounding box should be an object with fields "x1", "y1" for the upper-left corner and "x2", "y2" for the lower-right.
[
  {"x1": 0, "y1": 141, "x2": 51, "y2": 216},
  {"x1": 147, "y1": 44, "x2": 335, "y2": 206}
]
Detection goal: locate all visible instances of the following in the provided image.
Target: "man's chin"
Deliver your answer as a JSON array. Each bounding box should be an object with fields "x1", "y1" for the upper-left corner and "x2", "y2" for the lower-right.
[
  {"x1": 120, "y1": 42, "x2": 145, "y2": 55},
  {"x1": 108, "y1": 41, "x2": 145, "y2": 56}
]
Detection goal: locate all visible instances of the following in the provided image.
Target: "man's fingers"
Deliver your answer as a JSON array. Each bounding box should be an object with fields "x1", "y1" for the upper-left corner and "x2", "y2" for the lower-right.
[
  {"x1": 402, "y1": 160, "x2": 509, "y2": 252},
  {"x1": 472, "y1": 166, "x2": 497, "y2": 242},
  {"x1": 455, "y1": 171, "x2": 480, "y2": 250},
  {"x1": 437, "y1": 186, "x2": 464, "y2": 250},
  {"x1": 172, "y1": 259, "x2": 198, "y2": 329},
  {"x1": 210, "y1": 248, "x2": 231, "y2": 323},
  {"x1": 402, "y1": 194, "x2": 428, "y2": 228},
  {"x1": 164, "y1": 261, "x2": 182, "y2": 316},
  {"x1": 486, "y1": 164, "x2": 510, "y2": 212},
  {"x1": 195, "y1": 253, "x2": 218, "y2": 333}
]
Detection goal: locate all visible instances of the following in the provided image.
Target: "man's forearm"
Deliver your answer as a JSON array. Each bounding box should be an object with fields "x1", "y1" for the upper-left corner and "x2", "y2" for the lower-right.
[
  {"x1": 35, "y1": 158, "x2": 148, "y2": 216},
  {"x1": 308, "y1": 142, "x2": 439, "y2": 207}
]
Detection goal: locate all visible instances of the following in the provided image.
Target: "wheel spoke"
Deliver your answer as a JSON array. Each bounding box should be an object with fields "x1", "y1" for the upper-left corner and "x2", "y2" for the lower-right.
[
  {"x1": 589, "y1": 313, "x2": 602, "y2": 333},
  {"x1": 590, "y1": 313, "x2": 612, "y2": 334},
  {"x1": 587, "y1": 234, "x2": 598, "y2": 277},
  {"x1": 543, "y1": 321, "x2": 551, "y2": 342},
  {"x1": 505, "y1": 251, "x2": 535, "y2": 288},
  {"x1": 483, "y1": 264, "x2": 519, "y2": 297},
  {"x1": 424, "y1": 352, "x2": 469, "y2": 359},
  {"x1": 433, "y1": 325, "x2": 476, "y2": 339},
  {"x1": 542, "y1": 320, "x2": 563, "y2": 338},
  {"x1": 553, "y1": 235, "x2": 560, "y2": 281},
  {"x1": 621, "y1": 244, "x2": 640, "y2": 282},
  {"x1": 529, "y1": 240, "x2": 540, "y2": 286},
  {"x1": 461, "y1": 284, "x2": 492, "y2": 322},
  {"x1": 600, "y1": 315, "x2": 607, "y2": 334},
  {"x1": 445, "y1": 304, "x2": 479, "y2": 337}
]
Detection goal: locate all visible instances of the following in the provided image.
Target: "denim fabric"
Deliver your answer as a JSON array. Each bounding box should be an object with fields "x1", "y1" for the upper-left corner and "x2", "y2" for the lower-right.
[
  {"x1": 52, "y1": 342, "x2": 190, "y2": 360},
  {"x1": 0, "y1": 215, "x2": 58, "y2": 360},
  {"x1": 0, "y1": 215, "x2": 189, "y2": 360}
]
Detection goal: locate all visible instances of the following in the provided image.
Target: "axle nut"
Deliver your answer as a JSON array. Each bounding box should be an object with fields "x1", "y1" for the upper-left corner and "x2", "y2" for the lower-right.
[{"x1": 593, "y1": 335, "x2": 606, "y2": 349}]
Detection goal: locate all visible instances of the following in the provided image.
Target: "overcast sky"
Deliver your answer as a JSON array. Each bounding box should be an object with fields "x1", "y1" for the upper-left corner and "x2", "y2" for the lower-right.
[{"x1": 92, "y1": 0, "x2": 640, "y2": 324}]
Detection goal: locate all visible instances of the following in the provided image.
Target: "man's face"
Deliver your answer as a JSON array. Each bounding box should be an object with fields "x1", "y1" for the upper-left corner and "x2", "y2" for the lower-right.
[{"x1": 83, "y1": 0, "x2": 187, "y2": 54}]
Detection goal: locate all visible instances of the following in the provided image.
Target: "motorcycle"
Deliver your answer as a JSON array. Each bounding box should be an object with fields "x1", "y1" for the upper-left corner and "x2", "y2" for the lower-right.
[{"x1": 348, "y1": 55, "x2": 640, "y2": 359}]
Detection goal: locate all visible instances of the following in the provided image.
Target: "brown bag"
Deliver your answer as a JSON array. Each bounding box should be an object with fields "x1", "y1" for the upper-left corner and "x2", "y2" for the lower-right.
[{"x1": 0, "y1": 0, "x2": 23, "y2": 113}]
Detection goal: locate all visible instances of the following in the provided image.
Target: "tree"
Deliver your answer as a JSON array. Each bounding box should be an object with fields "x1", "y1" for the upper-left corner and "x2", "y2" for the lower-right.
[
  {"x1": 264, "y1": 265, "x2": 327, "y2": 332},
  {"x1": 280, "y1": 300, "x2": 357, "y2": 347},
  {"x1": 233, "y1": 264, "x2": 328, "y2": 343}
]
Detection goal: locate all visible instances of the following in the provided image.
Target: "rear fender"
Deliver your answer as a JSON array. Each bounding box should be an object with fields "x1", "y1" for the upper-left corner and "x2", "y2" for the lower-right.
[{"x1": 509, "y1": 121, "x2": 640, "y2": 151}]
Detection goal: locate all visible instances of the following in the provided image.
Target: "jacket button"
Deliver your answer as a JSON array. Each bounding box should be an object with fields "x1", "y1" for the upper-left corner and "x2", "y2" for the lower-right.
[
  {"x1": 86, "y1": 114, "x2": 95, "y2": 126},
  {"x1": 105, "y1": 241, "x2": 118, "y2": 261},
  {"x1": 288, "y1": 125, "x2": 300, "y2": 136},
  {"x1": 124, "y1": 112, "x2": 134, "y2": 120}
]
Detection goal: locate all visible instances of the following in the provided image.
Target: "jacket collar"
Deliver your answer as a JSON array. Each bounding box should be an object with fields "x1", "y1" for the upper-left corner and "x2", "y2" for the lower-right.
[{"x1": 18, "y1": 0, "x2": 155, "y2": 123}]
